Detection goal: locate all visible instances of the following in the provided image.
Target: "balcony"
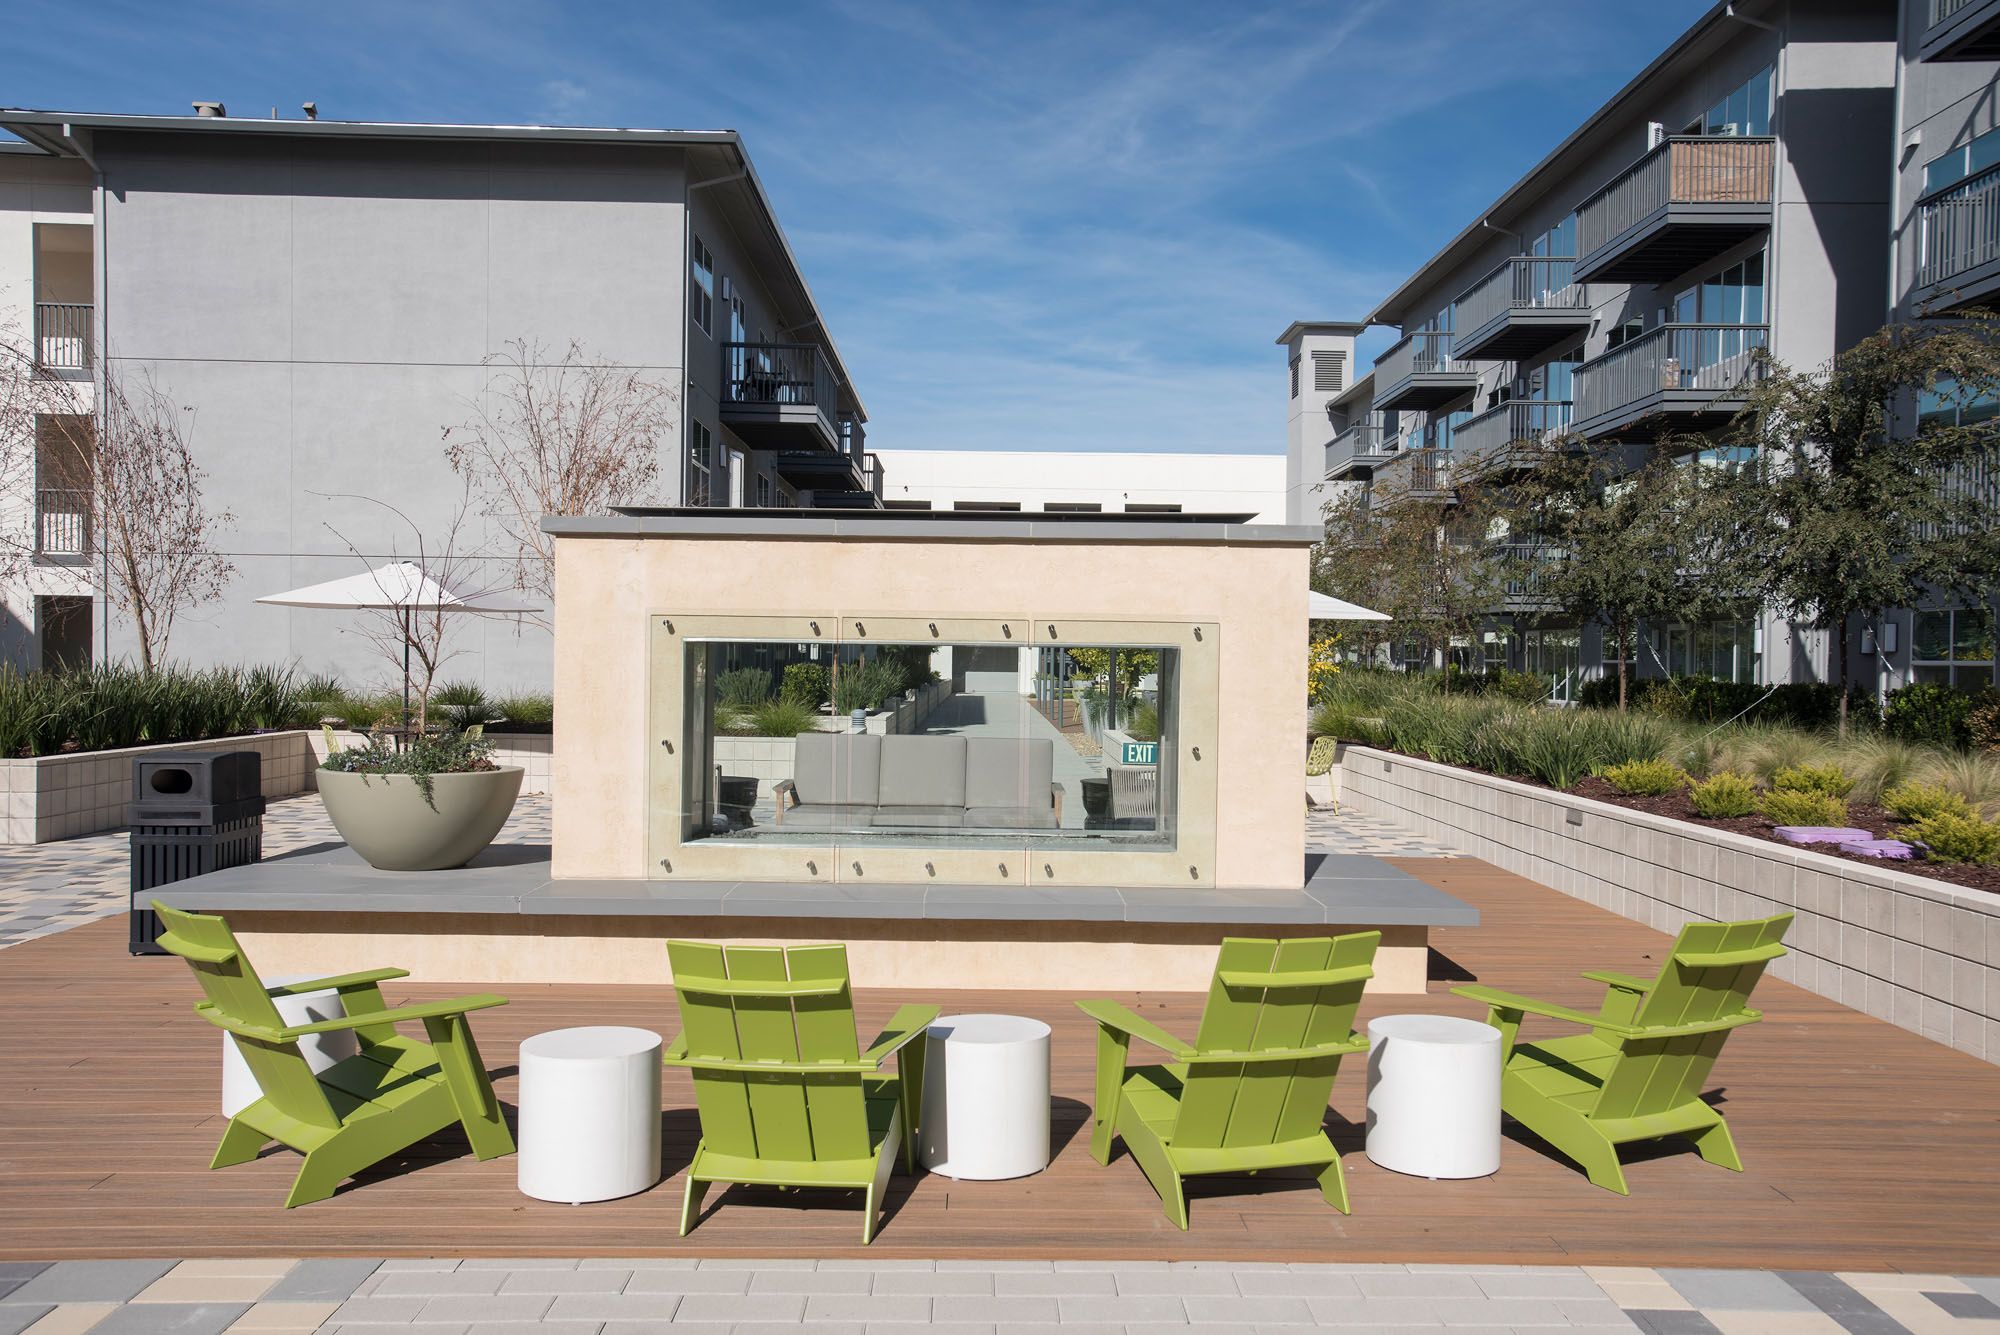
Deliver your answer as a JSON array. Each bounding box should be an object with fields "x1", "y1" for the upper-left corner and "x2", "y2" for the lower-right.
[
  {"x1": 1574, "y1": 137, "x2": 1774, "y2": 284},
  {"x1": 1912, "y1": 162, "x2": 2000, "y2": 313},
  {"x1": 1372, "y1": 332, "x2": 1478, "y2": 413},
  {"x1": 719, "y1": 342, "x2": 840, "y2": 452},
  {"x1": 34, "y1": 303, "x2": 90, "y2": 372},
  {"x1": 1921, "y1": 0, "x2": 2000, "y2": 60},
  {"x1": 1453, "y1": 258, "x2": 1590, "y2": 361},
  {"x1": 1453, "y1": 400, "x2": 1573, "y2": 475},
  {"x1": 1373, "y1": 446, "x2": 1451, "y2": 501},
  {"x1": 1498, "y1": 543, "x2": 1561, "y2": 608},
  {"x1": 1571, "y1": 324, "x2": 1766, "y2": 439},
  {"x1": 35, "y1": 488, "x2": 91, "y2": 561},
  {"x1": 1323, "y1": 423, "x2": 1398, "y2": 480}
]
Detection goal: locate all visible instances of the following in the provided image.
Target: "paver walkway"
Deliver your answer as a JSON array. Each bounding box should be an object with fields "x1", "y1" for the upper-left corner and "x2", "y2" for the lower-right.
[
  {"x1": 2, "y1": 1258, "x2": 1998, "y2": 1334},
  {"x1": 0, "y1": 795, "x2": 552, "y2": 951},
  {"x1": 1307, "y1": 802, "x2": 1464, "y2": 858}
]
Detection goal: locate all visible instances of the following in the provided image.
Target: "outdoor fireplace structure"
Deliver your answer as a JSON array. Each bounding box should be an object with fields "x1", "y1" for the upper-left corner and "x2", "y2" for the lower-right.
[{"x1": 159, "y1": 508, "x2": 1475, "y2": 992}]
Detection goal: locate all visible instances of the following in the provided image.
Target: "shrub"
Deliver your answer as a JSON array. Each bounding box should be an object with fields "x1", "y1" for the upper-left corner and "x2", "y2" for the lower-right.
[
  {"x1": 1602, "y1": 758, "x2": 1688, "y2": 796},
  {"x1": 1128, "y1": 700, "x2": 1160, "y2": 742},
  {"x1": 430, "y1": 680, "x2": 499, "y2": 731},
  {"x1": 747, "y1": 699, "x2": 818, "y2": 738},
  {"x1": 491, "y1": 692, "x2": 554, "y2": 726},
  {"x1": 1690, "y1": 771, "x2": 1759, "y2": 818},
  {"x1": 1835, "y1": 735, "x2": 1924, "y2": 805},
  {"x1": 1757, "y1": 788, "x2": 1849, "y2": 828},
  {"x1": 1482, "y1": 668, "x2": 1549, "y2": 704},
  {"x1": 1743, "y1": 726, "x2": 1837, "y2": 785},
  {"x1": 0, "y1": 662, "x2": 319, "y2": 757},
  {"x1": 1919, "y1": 749, "x2": 2000, "y2": 817},
  {"x1": 330, "y1": 689, "x2": 396, "y2": 731},
  {"x1": 319, "y1": 727, "x2": 495, "y2": 808},
  {"x1": 1882, "y1": 780, "x2": 1972, "y2": 824},
  {"x1": 1970, "y1": 687, "x2": 2000, "y2": 753},
  {"x1": 780, "y1": 661, "x2": 829, "y2": 709},
  {"x1": 1580, "y1": 674, "x2": 1868, "y2": 730},
  {"x1": 1884, "y1": 682, "x2": 1972, "y2": 748},
  {"x1": 832, "y1": 658, "x2": 908, "y2": 713},
  {"x1": 1909, "y1": 810, "x2": 2000, "y2": 864},
  {"x1": 1310, "y1": 702, "x2": 1385, "y2": 747},
  {"x1": 1306, "y1": 736, "x2": 1338, "y2": 776},
  {"x1": 1771, "y1": 763, "x2": 1855, "y2": 799},
  {"x1": 716, "y1": 667, "x2": 772, "y2": 710},
  {"x1": 1513, "y1": 711, "x2": 1599, "y2": 790}
]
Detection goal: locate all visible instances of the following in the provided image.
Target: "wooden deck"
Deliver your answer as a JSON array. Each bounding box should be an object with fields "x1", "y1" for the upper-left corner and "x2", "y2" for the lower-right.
[{"x1": 3, "y1": 857, "x2": 1997, "y2": 1270}]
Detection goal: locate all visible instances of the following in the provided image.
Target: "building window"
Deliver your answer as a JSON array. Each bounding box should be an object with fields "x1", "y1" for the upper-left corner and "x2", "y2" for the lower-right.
[
  {"x1": 1044, "y1": 502, "x2": 1102, "y2": 513},
  {"x1": 687, "y1": 421, "x2": 713, "y2": 506},
  {"x1": 1923, "y1": 126, "x2": 2000, "y2": 196},
  {"x1": 728, "y1": 289, "x2": 747, "y2": 345},
  {"x1": 1126, "y1": 503, "x2": 1182, "y2": 513},
  {"x1": 1919, "y1": 375, "x2": 2000, "y2": 430},
  {"x1": 690, "y1": 236, "x2": 714, "y2": 336},
  {"x1": 1311, "y1": 352, "x2": 1344, "y2": 393},
  {"x1": 34, "y1": 413, "x2": 92, "y2": 560},
  {"x1": 1530, "y1": 215, "x2": 1577, "y2": 258},
  {"x1": 756, "y1": 473, "x2": 772, "y2": 507},
  {"x1": 884, "y1": 499, "x2": 933, "y2": 510},
  {"x1": 1658, "y1": 621, "x2": 1760, "y2": 685},
  {"x1": 1913, "y1": 607, "x2": 1994, "y2": 689},
  {"x1": 1605, "y1": 318, "x2": 1644, "y2": 351},
  {"x1": 1691, "y1": 66, "x2": 1772, "y2": 138},
  {"x1": 954, "y1": 500, "x2": 1022, "y2": 511},
  {"x1": 1289, "y1": 357, "x2": 1300, "y2": 399}
]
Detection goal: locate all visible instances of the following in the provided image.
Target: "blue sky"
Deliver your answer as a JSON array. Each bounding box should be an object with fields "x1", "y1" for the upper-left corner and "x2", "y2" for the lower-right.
[{"x1": 4, "y1": 0, "x2": 1711, "y2": 456}]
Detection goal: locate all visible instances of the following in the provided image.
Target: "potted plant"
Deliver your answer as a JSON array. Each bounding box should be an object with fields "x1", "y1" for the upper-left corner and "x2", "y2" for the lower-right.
[{"x1": 317, "y1": 727, "x2": 523, "y2": 870}]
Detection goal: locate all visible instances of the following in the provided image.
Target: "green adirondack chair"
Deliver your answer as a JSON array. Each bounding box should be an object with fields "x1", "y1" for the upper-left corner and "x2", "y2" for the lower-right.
[
  {"x1": 664, "y1": 940, "x2": 937, "y2": 1243},
  {"x1": 1452, "y1": 911, "x2": 1791, "y2": 1195},
  {"x1": 1076, "y1": 932, "x2": 1379, "y2": 1229},
  {"x1": 151, "y1": 900, "x2": 515, "y2": 1207}
]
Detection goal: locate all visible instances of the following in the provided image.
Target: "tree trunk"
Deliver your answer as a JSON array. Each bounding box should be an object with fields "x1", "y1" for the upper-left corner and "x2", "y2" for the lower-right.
[
  {"x1": 1836, "y1": 618, "x2": 1851, "y2": 738},
  {"x1": 1617, "y1": 621, "x2": 1629, "y2": 712}
]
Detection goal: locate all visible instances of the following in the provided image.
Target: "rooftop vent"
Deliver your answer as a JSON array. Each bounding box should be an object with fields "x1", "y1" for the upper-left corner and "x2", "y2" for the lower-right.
[
  {"x1": 192, "y1": 101, "x2": 226, "y2": 118},
  {"x1": 302, "y1": 102, "x2": 317, "y2": 120}
]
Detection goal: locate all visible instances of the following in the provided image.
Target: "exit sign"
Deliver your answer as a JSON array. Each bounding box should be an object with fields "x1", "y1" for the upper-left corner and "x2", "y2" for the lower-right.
[{"x1": 1120, "y1": 741, "x2": 1158, "y2": 766}]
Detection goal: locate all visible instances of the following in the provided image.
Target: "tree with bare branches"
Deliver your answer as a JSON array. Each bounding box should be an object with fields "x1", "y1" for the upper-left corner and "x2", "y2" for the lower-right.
[
  {"x1": 443, "y1": 338, "x2": 678, "y2": 623},
  {"x1": 93, "y1": 368, "x2": 237, "y2": 670},
  {"x1": 0, "y1": 317, "x2": 89, "y2": 584}
]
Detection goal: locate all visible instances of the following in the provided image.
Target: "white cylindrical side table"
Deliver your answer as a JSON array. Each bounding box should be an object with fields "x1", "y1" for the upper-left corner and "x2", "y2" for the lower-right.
[
  {"x1": 1365, "y1": 1013, "x2": 1503, "y2": 1180},
  {"x1": 920, "y1": 1013, "x2": 1051, "y2": 1180},
  {"x1": 221, "y1": 973, "x2": 357, "y2": 1117},
  {"x1": 518, "y1": 1026, "x2": 663, "y2": 1204}
]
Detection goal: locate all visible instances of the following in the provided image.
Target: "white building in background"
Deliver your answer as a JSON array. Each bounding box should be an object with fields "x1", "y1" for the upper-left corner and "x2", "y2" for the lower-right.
[{"x1": 872, "y1": 448, "x2": 1286, "y2": 522}]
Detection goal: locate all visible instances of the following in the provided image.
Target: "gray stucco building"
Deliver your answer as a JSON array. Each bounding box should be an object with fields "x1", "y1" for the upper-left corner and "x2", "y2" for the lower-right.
[{"x1": 0, "y1": 109, "x2": 877, "y2": 689}]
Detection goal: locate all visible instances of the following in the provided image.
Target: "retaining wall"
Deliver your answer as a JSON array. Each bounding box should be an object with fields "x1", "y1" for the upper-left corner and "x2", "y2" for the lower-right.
[{"x1": 1, "y1": 731, "x2": 319, "y2": 844}]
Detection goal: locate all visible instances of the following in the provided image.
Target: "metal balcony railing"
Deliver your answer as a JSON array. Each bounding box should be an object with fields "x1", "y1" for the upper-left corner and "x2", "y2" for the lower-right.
[
  {"x1": 1499, "y1": 543, "x2": 1558, "y2": 600},
  {"x1": 1453, "y1": 258, "x2": 1585, "y2": 340},
  {"x1": 34, "y1": 303, "x2": 90, "y2": 371},
  {"x1": 723, "y1": 342, "x2": 837, "y2": 412},
  {"x1": 1408, "y1": 448, "x2": 1449, "y2": 494},
  {"x1": 35, "y1": 488, "x2": 91, "y2": 557},
  {"x1": 1573, "y1": 324, "x2": 1768, "y2": 424},
  {"x1": 1576, "y1": 136, "x2": 1775, "y2": 263},
  {"x1": 1323, "y1": 423, "x2": 1396, "y2": 478},
  {"x1": 1918, "y1": 162, "x2": 2000, "y2": 290},
  {"x1": 1934, "y1": 0, "x2": 1981, "y2": 26},
  {"x1": 1454, "y1": 400, "x2": 1573, "y2": 466},
  {"x1": 865, "y1": 451, "x2": 884, "y2": 500},
  {"x1": 1374, "y1": 331, "x2": 1471, "y2": 387}
]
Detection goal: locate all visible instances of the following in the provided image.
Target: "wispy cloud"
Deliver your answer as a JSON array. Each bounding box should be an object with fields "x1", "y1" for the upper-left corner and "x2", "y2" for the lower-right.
[{"x1": 0, "y1": 0, "x2": 1712, "y2": 453}]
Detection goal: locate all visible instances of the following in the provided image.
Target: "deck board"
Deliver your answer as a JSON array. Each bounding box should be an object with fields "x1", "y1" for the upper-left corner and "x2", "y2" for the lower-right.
[{"x1": 2, "y1": 856, "x2": 1996, "y2": 1268}]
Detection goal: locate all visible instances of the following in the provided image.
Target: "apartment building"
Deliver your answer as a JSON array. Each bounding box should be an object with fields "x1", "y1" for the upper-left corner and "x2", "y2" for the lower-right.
[
  {"x1": 0, "y1": 107, "x2": 878, "y2": 687},
  {"x1": 876, "y1": 447, "x2": 1286, "y2": 521},
  {"x1": 1287, "y1": 0, "x2": 1933, "y2": 696}
]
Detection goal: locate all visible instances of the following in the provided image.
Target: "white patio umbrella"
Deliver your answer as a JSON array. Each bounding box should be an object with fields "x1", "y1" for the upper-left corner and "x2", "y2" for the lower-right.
[
  {"x1": 256, "y1": 562, "x2": 540, "y2": 719},
  {"x1": 1309, "y1": 590, "x2": 1391, "y2": 621}
]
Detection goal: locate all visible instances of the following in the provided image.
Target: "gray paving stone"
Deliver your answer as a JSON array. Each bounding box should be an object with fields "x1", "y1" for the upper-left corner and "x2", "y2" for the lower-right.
[
  {"x1": 1358, "y1": 1272, "x2": 1485, "y2": 1299},
  {"x1": 326, "y1": 1294, "x2": 431, "y2": 1323},
  {"x1": 496, "y1": 1270, "x2": 630, "y2": 1295},
  {"x1": 936, "y1": 1261, "x2": 1056, "y2": 1273},
  {"x1": 577, "y1": 1257, "x2": 698, "y2": 1271},
  {"x1": 994, "y1": 1271, "x2": 1115, "y2": 1296},
  {"x1": 692, "y1": 1257, "x2": 816, "y2": 1270},
  {"x1": 933, "y1": 1295, "x2": 1062, "y2": 1323},
  {"x1": 670, "y1": 1293, "x2": 807, "y2": 1322},
  {"x1": 884, "y1": 1325, "x2": 993, "y2": 1335},
  {"x1": 1557, "y1": 1298, "x2": 1641, "y2": 1327},
  {"x1": 464, "y1": 1322, "x2": 603, "y2": 1335},
  {"x1": 9, "y1": 1258, "x2": 178, "y2": 1303},
  {"x1": 1626, "y1": 1312, "x2": 1725, "y2": 1335},
  {"x1": 601, "y1": 1324, "x2": 723, "y2": 1335},
  {"x1": 322, "y1": 1327, "x2": 469, "y2": 1335},
  {"x1": 1291, "y1": 1263, "x2": 1412, "y2": 1274},
  {"x1": 1659, "y1": 1270, "x2": 1816, "y2": 1313},
  {"x1": 89, "y1": 1303, "x2": 254, "y2": 1335},
  {"x1": 747, "y1": 1270, "x2": 873, "y2": 1294},
  {"x1": 0, "y1": 1266, "x2": 49, "y2": 1283},
  {"x1": 263, "y1": 1257, "x2": 381, "y2": 1301},
  {"x1": 1776, "y1": 1271, "x2": 1907, "y2": 1335},
  {"x1": 1053, "y1": 1294, "x2": 1190, "y2": 1322},
  {"x1": 1929, "y1": 1290, "x2": 2000, "y2": 1319},
  {"x1": 1473, "y1": 1272, "x2": 1609, "y2": 1300},
  {"x1": 1305, "y1": 1295, "x2": 1448, "y2": 1325},
  {"x1": 545, "y1": 1292, "x2": 681, "y2": 1321},
  {"x1": 803, "y1": 1293, "x2": 934, "y2": 1322},
  {"x1": 1184, "y1": 1293, "x2": 1317, "y2": 1323},
  {"x1": 622, "y1": 1270, "x2": 751, "y2": 1295},
  {"x1": 1051, "y1": 1259, "x2": 1171, "y2": 1272},
  {"x1": 817, "y1": 1259, "x2": 935, "y2": 1271},
  {"x1": 375, "y1": 1259, "x2": 460, "y2": 1273},
  {"x1": 457, "y1": 1258, "x2": 582, "y2": 1271},
  {"x1": 1964, "y1": 1276, "x2": 2000, "y2": 1303},
  {"x1": 0, "y1": 1285, "x2": 18, "y2": 1304},
  {"x1": 0, "y1": 1305, "x2": 54, "y2": 1335},
  {"x1": 1237, "y1": 1272, "x2": 1366, "y2": 1298},
  {"x1": 1431, "y1": 1297, "x2": 1570, "y2": 1326},
  {"x1": 871, "y1": 1271, "x2": 994, "y2": 1295},
  {"x1": 374, "y1": 1270, "x2": 509, "y2": 1297},
  {"x1": 1115, "y1": 1270, "x2": 1238, "y2": 1296},
  {"x1": 413, "y1": 1294, "x2": 557, "y2": 1323},
  {"x1": 985, "y1": 1325, "x2": 1123, "y2": 1335}
]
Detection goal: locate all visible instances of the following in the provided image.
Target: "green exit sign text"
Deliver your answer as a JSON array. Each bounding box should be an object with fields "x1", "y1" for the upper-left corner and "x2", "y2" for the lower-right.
[{"x1": 1120, "y1": 741, "x2": 1158, "y2": 766}]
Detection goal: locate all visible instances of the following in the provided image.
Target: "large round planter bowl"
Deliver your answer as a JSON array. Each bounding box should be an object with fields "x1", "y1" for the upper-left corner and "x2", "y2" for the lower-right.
[{"x1": 318, "y1": 766, "x2": 524, "y2": 871}]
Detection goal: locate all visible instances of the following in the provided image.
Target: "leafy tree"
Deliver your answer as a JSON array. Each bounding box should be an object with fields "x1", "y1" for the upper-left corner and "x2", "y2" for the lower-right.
[
  {"x1": 1510, "y1": 432, "x2": 1764, "y2": 710},
  {"x1": 1722, "y1": 317, "x2": 2000, "y2": 732}
]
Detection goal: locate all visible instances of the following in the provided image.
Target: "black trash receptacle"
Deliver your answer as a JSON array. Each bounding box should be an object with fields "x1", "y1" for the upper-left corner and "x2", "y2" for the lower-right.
[{"x1": 128, "y1": 750, "x2": 266, "y2": 955}]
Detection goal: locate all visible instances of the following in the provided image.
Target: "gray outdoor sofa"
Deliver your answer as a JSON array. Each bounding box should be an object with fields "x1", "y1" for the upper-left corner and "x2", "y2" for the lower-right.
[{"x1": 772, "y1": 732, "x2": 1063, "y2": 830}]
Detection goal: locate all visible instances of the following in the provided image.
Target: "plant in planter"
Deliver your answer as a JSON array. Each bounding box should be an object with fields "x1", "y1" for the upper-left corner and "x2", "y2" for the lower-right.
[{"x1": 318, "y1": 727, "x2": 523, "y2": 871}]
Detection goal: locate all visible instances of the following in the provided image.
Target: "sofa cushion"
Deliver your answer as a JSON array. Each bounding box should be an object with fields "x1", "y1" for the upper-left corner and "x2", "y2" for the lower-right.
[
  {"x1": 877, "y1": 735, "x2": 967, "y2": 808},
  {"x1": 964, "y1": 737, "x2": 1056, "y2": 809},
  {"x1": 790, "y1": 732, "x2": 882, "y2": 807},
  {"x1": 963, "y1": 805, "x2": 1059, "y2": 830},
  {"x1": 869, "y1": 805, "x2": 967, "y2": 829}
]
